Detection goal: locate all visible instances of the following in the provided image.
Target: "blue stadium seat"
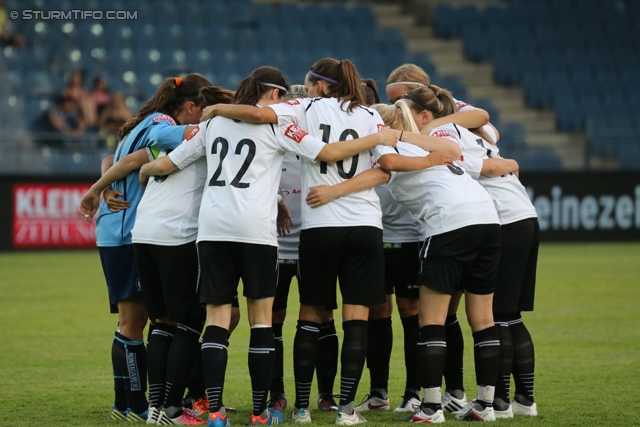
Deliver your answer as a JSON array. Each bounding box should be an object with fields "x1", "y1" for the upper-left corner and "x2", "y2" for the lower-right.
[
  {"x1": 462, "y1": 25, "x2": 489, "y2": 62},
  {"x1": 516, "y1": 147, "x2": 563, "y2": 172},
  {"x1": 432, "y1": 5, "x2": 456, "y2": 38},
  {"x1": 404, "y1": 52, "x2": 437, "y2": 77},
  {"x1": 188, "y1": 48, "x2": 215, "y2": 74},
  {"x1": 470, "y1": 98, "x2": 500, "y2": 127},
  {"x1": 155, "y1": 24, "x2": 185, "y2": 50},
  {"x1": 522, "y1": 72, "x2": 550, "y2": 109},
  {"x1": 132, "y1": 23, "x2": 157, "y2": 49},
  {"x1": 103, "y1": 48, "x2": 134, "y2": 75},
  {"x1": 498, "y1": 123, "x2": 527, "y2": 152}
]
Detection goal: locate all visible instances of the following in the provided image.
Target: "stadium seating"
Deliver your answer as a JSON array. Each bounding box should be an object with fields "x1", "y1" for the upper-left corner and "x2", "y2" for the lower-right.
[
  {"x1": 5, "y1": 0, "x2": 627, "y2": 172},
  {"x1": 433, "y1": 0, "x2": 640, "y2": 168}
]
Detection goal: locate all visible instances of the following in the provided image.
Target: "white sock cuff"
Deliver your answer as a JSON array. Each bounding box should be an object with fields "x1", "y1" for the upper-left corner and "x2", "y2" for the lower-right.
[
  {"x1": 478, "y1": 385, "x2": 495, "y2": 403},
  {"x1": 423, "y1": 387, "x2": 442, "y2": 404}
]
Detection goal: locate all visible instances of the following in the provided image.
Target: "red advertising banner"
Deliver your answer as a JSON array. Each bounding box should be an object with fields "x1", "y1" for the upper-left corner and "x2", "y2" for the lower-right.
[{"x1": 13, "y1": 183, "x2": 96, "y2": 249}]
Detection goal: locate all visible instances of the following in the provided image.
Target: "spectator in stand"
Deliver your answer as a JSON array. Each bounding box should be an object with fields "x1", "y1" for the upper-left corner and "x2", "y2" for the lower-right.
[
  {"x1": 62, "y1": 70, "x2": 97, "y2": 128},
  {"x1": 92, "y1": 76, "x2": 111, "y2": 116},
  {"x1": 41, "y1": 94, "x2": 87, "y2": 146},
  {"x1": 98, "y1": 92, "x2": 132, "y2": 151},
  {"x1": 0, "y1": 0, "x2": 23, "y2": 48}
]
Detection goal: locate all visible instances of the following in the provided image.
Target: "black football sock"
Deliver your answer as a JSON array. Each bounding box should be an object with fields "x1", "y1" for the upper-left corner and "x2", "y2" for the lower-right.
[
  {"x1": 163, "y1": 321, "x2": 202, "y2": 413},
  {"x1": 111, "y1": 331, "x2": 128, "y2": 412},
  {"x1": 248, "y1": 326, "x2": 275, "y2": 416},
  {"x1": 366, "y1": 317, "x2": 392, "y2": 394},
  {"x1": 418, "y1": 325, "x2": 446, "y2": 412},
  {"x1": 473, "y1": 326, "x2": 500, "y2": 407},
  {"x1": 270, "y1": 322, "x2": 285, "y2": 396},
  {"x1": 201, "y1": 325, "x2": 229, "y2": 413},
  {"x1": 509, "y1": 316, "x2": 535, "y2": 402},
  {"x1": 493, "y1": 314, "x2": 514, "y2": 404},
  {"x1": 146, "y1": 323, "x2": 175, "y2": 409},
  {"x1": 443, "y1": 314, "x2": 464, "y2": 393},
  {"x1": 401, "y1": 314, "x2": 420, "y2": 394},
  {"x1": 316, "y1": 320, "x2": 338, "y2": 397},
  {"x1": 185, "y1": 337, "x2": 206, "y2": 401},
  {"x1": 293, "y1": 320, "x2": 319, "y2": 409},
  {"x1": 116, "y1": 332, "x2": 148, "y2": 414},
  {"x1": 338, "y1": 320, "x2": 368, "y2": 412}
]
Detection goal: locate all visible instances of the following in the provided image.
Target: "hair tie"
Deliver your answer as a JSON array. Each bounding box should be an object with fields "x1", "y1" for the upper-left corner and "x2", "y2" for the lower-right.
[
  {"x1": 386, "y1": 81, "x2": 428, "y2": 89},
  {"x1": 174, "y1": 77, "x2": 181, "y2": 87},
  {"x1": 402, "y1": 93, "x2": 431, "y2": 112},
  {"x1": 260, "y1": 81, "x2": 287, "y2": 92},
  {"x1": 308, "y1": 71, "x2": 338, "y2": 84}
]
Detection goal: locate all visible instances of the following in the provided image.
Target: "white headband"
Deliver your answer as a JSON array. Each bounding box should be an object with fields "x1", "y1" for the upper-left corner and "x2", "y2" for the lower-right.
[
  {"x1": 385, "y1": 81, "x2": 428, "y2": 88},
  {"x1": 261, "y1": 82, "x2": 287, "y2": 92}
]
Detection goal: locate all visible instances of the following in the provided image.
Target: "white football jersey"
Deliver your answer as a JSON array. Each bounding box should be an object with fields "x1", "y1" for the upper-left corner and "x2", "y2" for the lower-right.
[
  {"x1": 270, "y1": 97, "x2": 394, "y2": 230},
  {"x1": 278, "y1": 152, "x2": 302, "y2": 260},
  {"x1": 443, "y1": 123, "x2": 538, "y2": 225},
  {"x1": 131, "y1": 144, "x2": 206, "y2": 245},
  {"x1": 168, "y1": 115, "x2": 325, "y2": 247},
  {"x1": 375, "y1": 185, "x2": 427, "y2": 243},
  {"x1": 375, "y1": 141, "x2": 499, "y2": 237}
]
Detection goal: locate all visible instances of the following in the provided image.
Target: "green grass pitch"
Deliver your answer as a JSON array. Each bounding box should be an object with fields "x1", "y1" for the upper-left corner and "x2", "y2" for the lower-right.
[{"x1": 1, "y1": 243, "x2": 639, "y2": 426}]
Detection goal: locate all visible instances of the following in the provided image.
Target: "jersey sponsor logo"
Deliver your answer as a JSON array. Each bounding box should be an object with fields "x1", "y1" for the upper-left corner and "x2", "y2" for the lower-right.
[
  {"x1": 455, "y1": 101, "x2": 472, "y2": 110},
  {"x1": 279, "y1": 189, "x2": 301, "y2": 197},
  {"x1": 286, "y1": 99, "x2": 301, "y2": 105},
  {"x1": 431, "y1": 129, "x2": 457, "y2": 140},
  {"x1": 186, "y1": 125, "x2": 200, "y2": 141},
  {"x1": 284, "y1": 124, "x2": 308, "y2": 143},
  {"x1": 377, "y1": 123, "x2": 385, "y2": 131},
  {"x1": 152, "y1": 114, "x2": 176, "y2": 126}
]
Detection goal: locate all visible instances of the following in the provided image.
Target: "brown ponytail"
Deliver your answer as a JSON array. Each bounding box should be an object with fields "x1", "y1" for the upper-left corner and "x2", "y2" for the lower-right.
[
  {"x1": 198, "y1": 86, "x2": 235, "y2": 108},
  {"x1": 308, "y1": 58, "x2": 364, "y2": 112},
  {"x1": 234, "y1": 66, "x2": 289, "y2": 106},
  {"x1": 119, "y1": 73, "x2": 211, "y2": 139},
  {"x1": 361, "y1": 78, "x2": 380, "y2": 106},
  {"x1": 403, "y1": 87, "x2": 457, "y2": 119}
]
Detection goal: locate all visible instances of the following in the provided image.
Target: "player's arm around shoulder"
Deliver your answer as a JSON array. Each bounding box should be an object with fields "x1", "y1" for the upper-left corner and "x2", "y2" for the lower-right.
[
  {"x1": 481, "y1": 158, "x2": 519, "y2": 177},
  {"x1": 315, "y1": 127, "x2": 398, "y2": 163},
  {"x1": 202, "y1": 103, "x2": 278, "y2": 123},
  {"x1": 139, "y1": 156, "x2": 177, "y2": 188},
  {"x1": 401, "y1": 130, "x2": 461, "y2": 159},
  {"x1": 306, "y1": 167, "x2": 392, "y2": 208}
]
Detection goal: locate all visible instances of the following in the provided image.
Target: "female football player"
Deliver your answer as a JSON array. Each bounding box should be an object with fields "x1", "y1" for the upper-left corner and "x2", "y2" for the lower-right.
[
  {"x1": 138, "y1": 66, "x2": 398, "y2": 427},
  {"x1": 81, "y1": 73, "x2": 212, "y2": 422}
]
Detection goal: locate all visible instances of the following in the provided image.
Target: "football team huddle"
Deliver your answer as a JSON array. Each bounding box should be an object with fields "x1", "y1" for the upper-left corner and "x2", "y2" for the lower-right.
[{"x1": 78, "y1": 59, "x2": 539, "y2": 426}]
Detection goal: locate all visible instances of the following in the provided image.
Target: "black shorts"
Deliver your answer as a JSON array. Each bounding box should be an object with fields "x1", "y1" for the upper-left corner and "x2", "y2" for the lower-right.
[
  {"x1": 133, "y1": 242, "x2": 204, "y2": 323},
  {"x1": 99, "y1": 245, "x2": 143, "y2": 313},
  {"x1": 383, "y1": 242, "x2": 420, "y2": 299},
  {"x1": 198, "y1": 241, "x2": 279, "y2": 304},
  {"x1": 418, "y1": 224, "x2": 501, "y2": 295},
  {"x1": 298, "y1": 226, "x2": 386, "y2": 307},
  {"x1": 493, "y1": 218, "x2": 539, "y2": 314},
  {"x1": 273, "y1": 260, "x2": 298, "y2": 312}
]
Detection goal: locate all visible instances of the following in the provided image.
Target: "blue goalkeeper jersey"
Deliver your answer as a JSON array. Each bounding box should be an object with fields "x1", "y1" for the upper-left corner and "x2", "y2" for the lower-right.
[{"x1": 96, "y1": 113, "x2": 187, "y2": 247}]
